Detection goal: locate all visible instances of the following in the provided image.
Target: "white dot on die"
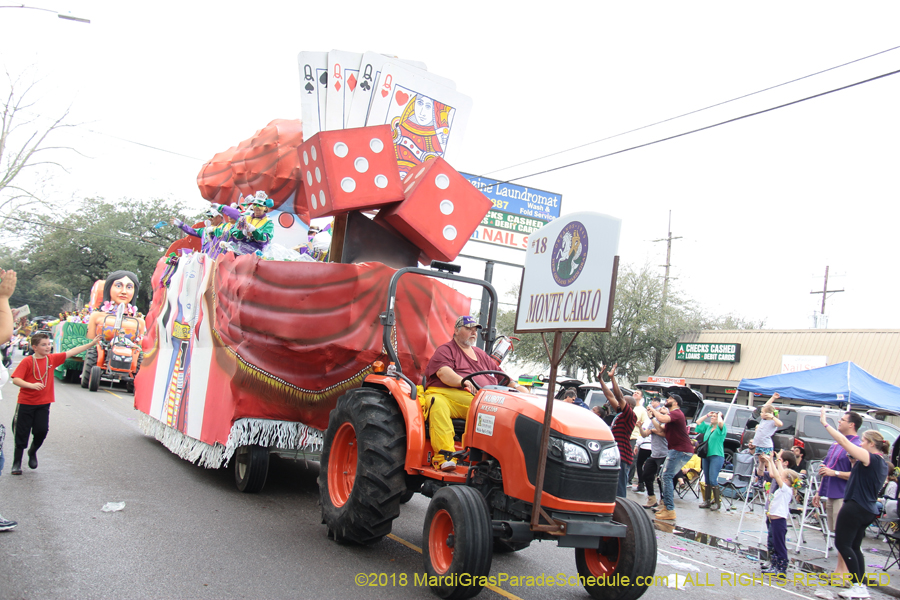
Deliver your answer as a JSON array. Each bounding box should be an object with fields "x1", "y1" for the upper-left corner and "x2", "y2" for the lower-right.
[
  {"x1": 302, "y1": 151, "x2": 309, "y2": 165},
  {"x1": 374, "y1": 174, "x2": 388, "y2": 189},
  {"x1": 311, "y1": 194, "x2": 317, "y2": 209},
  {"x1": 311, "y1": 145, "x2": 317, "y2": 161},
  {"x1": 370, "y1": 138, "x2": 384, "y2": 153},
  {"x1": 440, "y1": 200, "x2": 454, "y2": 215},
  {"x1": 435, "y1": 174, "x2": 450, "y2": 189},
  {"x1": 414, "y1": 168, "x2": 425, "y2": 180},
  {"x1": 405, "y1": 181, "x2": 415, "y2": 194},
  {"x1": 334, "y1": 142, "x2": 349, "y2": 158},
  {"x1": 315, "y1": 167, "x2": 321, "y2": 183},
  {"x1": 443, "y1": 225, "x2": 457, "y2": 241},
  {"x1": 306, "y1": 171, "x2": 313, "y2": 186},
  {"x1": 319, "y1": 190, "x2": 327, "y2": 206},
  {"x1": 341, "y1": 177, "x2": 356, "y2": 193},
  {"x1": 354, "y1": 157, "x2": 369, "y2": 173}
]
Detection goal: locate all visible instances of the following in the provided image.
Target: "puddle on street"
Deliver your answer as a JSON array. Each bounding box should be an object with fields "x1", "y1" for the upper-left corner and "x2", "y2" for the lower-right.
[{"x1": 653, "y1": 521, "x2": 828, "y2": 574}]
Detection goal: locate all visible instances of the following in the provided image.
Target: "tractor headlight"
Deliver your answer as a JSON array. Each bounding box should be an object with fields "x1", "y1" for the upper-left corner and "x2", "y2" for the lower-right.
[
  {"x1": 598, "y1": 445, "x2": 620, "y2": 468},
  {"x1": 549, "y1": 437, "x2": 590, "y2": 465}
]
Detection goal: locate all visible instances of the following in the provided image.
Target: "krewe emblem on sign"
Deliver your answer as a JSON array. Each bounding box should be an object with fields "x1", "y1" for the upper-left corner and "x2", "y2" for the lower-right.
[{"x1": 515, "y1": 212, "x2": 621, "y2": 333}]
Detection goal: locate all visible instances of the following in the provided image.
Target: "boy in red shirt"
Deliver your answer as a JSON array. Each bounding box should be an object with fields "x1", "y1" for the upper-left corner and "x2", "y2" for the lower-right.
[{"x1": 10, "y1": 332, "x2": 99, "y2": 475}]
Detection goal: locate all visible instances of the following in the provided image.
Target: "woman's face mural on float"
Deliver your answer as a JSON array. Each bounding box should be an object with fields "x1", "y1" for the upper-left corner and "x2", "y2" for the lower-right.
[
  {"x1": 101, "y1": 270, "x2": 140, "y2": 308},
  {"x1": 110, "y1": 276, "x2": 136, "y2": 305}
]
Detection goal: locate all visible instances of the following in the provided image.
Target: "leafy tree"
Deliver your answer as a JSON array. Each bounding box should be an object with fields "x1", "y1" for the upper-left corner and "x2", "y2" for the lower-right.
[
  {"x1": 497, "y1": 263, "x2": 765, "y2": 384},
  {"x1": 1, "y1": 197, "x2": 197, "y2": 316}
]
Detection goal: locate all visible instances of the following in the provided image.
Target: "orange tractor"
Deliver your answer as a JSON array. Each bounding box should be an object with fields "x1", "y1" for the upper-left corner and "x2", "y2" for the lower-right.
[
  {"x1": 82, "y1": 303, "x2": 142, "y2": 393},
  {"x1": 318, "y1": 263, "x2": 656, "y2": 600}
]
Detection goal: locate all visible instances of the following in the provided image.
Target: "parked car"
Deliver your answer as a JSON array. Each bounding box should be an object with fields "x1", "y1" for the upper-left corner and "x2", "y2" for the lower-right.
[
  {"x1": 548, "y1": 378, "x2": 633, "y2": 405},
  {"x1": 740, "y1": 404, "x2": 900, "y2": 462},
  {"x1": 554, "y1": 380, "x2": 636, "y2": 409}
]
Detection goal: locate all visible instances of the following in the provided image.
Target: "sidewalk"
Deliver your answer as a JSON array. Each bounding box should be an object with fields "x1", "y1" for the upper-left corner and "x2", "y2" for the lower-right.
[{"x1": 627, "y1": 484, "x2": 900, "y2": 596}]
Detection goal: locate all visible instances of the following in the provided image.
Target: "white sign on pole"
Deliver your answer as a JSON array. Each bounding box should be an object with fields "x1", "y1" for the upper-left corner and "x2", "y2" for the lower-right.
[{"x1": 514, "y1": 212, "x2": 621, "y2": 333}]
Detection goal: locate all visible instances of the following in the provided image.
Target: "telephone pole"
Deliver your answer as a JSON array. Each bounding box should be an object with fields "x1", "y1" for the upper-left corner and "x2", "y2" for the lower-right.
[
  {"x1": 810, "y1": 266, "x2": 844, "y2": 328},
  {"x1": 653, "y1": 211, "x2": 681, "y2": 308}
]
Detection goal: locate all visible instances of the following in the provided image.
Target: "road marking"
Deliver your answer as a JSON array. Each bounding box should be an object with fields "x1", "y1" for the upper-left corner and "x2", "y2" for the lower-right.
[
  {"x1": 102, "y1": 389, "x2": 123, "y2": 399},
  {"x1": 658, "y1": 548, "x2": 812, "y2": 599},
  {"x1": 387, "y1": 533, "x2": 422, "y2": 553},
  {"x1": 386, "y1": 533, "x2": 524, "y2": 600}
]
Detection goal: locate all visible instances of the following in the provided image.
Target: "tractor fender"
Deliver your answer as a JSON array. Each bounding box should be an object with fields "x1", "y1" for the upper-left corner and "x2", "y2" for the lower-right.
[{"x1": 362, "y1": 374, "x2": 429, "y2": 471}]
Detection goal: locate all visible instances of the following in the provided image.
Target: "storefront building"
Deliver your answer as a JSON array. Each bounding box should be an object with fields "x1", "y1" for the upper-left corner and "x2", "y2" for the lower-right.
[{"x1": 645, "y1": 329, "x2": 900, "y2": 423}]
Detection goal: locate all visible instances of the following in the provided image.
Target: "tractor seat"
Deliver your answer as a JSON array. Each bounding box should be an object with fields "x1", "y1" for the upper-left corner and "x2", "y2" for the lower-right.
[
  {"x1": 424, "y1": 418, "x2": 467, "y2": 442},
  {"x1": 418, "y1": 378, "x2": 466, "y2": 441}
]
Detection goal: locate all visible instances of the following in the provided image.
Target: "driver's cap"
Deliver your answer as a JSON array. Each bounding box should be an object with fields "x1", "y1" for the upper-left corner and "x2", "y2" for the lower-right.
[{"x1": 455, "y1": 315, "x2": 482, "y2": 329}]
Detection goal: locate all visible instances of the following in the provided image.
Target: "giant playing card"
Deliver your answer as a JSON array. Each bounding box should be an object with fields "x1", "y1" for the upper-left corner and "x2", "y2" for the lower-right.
[{"x1": 365, "y1": 62, "x2": 472, "y2": 180}]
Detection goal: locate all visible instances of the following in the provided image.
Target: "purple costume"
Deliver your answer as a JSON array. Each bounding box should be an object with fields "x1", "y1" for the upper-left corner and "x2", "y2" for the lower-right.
[{"x1": 177, "y1": 221, "x2": 225, "y2": 258}]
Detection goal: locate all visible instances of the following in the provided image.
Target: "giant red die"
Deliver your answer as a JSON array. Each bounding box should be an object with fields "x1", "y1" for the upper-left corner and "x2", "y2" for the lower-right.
[
  {"x1": 376, "y1": 158, "x2": 492, "y2": 262},
  {"x1": 298, "y1": 125, "x2": 404, "y2": 218}
]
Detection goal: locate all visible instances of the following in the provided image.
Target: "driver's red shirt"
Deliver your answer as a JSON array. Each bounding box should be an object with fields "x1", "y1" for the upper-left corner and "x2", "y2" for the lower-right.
[
  {"x1": 425, "y1": 341, "x2": 503, "y2": 389},
  {"x1": 12, "y1": 353, "x2": 66, "y2": 405}
]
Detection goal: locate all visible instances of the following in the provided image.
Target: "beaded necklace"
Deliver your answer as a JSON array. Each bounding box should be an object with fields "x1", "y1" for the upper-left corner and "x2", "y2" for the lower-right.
[{"x1": 33, "y1": 354, "x2": 50, "y2": 387}]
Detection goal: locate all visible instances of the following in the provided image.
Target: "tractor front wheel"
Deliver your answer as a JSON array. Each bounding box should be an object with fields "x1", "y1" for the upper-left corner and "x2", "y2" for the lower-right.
[
  {"x1": 88, "y1": 366, "x2": 102, "y2": 392},
  {"x1": 576, "y1": 497, "x2": 657, "y2": 600},
  {"x1": 318, "y1": 387, "x2": 407, "y2": 545},
  {"x1": 423, "y1": 486, "x2": 493, "y2": 600}
]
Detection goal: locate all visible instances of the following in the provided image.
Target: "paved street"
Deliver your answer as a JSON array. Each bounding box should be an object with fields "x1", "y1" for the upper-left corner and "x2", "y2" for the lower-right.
[{"x1": 2, "y1": 362, "x2": 899, "y2": 600}]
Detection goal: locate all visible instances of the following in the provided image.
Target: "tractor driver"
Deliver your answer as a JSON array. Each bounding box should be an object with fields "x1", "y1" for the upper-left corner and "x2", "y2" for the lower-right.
[{"x1": 422, "y1": 315, "x2": 528, "y2": 472}]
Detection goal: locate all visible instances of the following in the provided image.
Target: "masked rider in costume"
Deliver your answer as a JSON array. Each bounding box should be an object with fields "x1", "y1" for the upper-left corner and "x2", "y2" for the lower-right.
[
  {"x1": 216, "y1": 191, "x2": 275, "y2": 256},
  {"x1": 171, "y1": 208, "x2": 226, "y2": 258}
]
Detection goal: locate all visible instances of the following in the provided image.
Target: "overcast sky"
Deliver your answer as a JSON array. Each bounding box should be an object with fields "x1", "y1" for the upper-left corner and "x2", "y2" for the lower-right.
[{"x1": 2, "y1": 2, "x2": 899, "y2": 330}]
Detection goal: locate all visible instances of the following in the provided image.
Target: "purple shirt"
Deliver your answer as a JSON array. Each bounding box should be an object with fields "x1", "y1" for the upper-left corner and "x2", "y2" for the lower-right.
[{"x1": 819, "y1": 435, "x2": 860, "y2": 499}]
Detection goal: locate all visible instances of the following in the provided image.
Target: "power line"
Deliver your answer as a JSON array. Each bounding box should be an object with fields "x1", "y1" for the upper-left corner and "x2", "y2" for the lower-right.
[
  {"x1": 2, "y1": 216, "x2": 162, "y2": 246},
  {"x1": 82, "y1": 128, "x2": 204, "y2": 161},
  {"x1": 503, "y1": 66, "x2": 900, "y2": 184},
  {"x1": 482, "y1": 44, "x2": 900, "y2": 177}
]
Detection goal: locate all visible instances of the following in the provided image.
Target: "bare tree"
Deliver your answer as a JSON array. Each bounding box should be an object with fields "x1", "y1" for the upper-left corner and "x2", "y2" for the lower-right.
[{"x1": 0, "y1": 69, "x2": 76, "y2": 219}]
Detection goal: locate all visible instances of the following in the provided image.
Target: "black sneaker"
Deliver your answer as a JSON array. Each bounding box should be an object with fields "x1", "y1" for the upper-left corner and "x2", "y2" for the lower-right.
[{"x1": 0, "y1": 515, "x2": 17, "y2": 532}]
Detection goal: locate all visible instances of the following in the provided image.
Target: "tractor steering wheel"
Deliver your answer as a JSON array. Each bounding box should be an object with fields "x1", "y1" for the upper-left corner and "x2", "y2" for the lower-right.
[{"x1": 460, "y1": 370, "x2": 512, "y2": 392}]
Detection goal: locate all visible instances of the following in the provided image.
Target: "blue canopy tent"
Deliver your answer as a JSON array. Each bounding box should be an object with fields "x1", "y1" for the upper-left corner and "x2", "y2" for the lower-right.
[{"x1": 736, "y1": 361, "x2": 900, "y2": 412}]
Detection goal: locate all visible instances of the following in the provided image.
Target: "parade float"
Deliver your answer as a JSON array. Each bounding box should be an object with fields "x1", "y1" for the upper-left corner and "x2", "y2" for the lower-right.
[{"x1": 134, "y1": 50, "x2": 655, "y2": 600}]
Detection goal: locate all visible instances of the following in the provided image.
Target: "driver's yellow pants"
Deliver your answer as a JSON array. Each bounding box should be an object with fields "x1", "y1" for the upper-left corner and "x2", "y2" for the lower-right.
[{"x1": 418, "y1": 386, "x2": 474, "y2": 467}]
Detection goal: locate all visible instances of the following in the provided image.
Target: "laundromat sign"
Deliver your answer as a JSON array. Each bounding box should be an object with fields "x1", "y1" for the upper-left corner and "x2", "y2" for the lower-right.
[{"x1": 676, "y1": 343, "x2": 741, "y2": 363}]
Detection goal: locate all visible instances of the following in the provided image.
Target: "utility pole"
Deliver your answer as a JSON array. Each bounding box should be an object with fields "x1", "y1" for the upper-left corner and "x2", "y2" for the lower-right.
[
  {"x1": 653, "y1": 211, "x2": 682, "y2": 308},
  {"x1": 810, "y1": 266, "x2": 844, "y2": 328},
  {"x1": 652, "y1": 211, "x2": 682, "y2": 372}
]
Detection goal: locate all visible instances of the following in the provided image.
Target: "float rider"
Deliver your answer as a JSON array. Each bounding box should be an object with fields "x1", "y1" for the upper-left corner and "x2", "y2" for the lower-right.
[
  {"x1": 216, "y1": 191, "x2": 275, "y2": 256},
  {"x1": 171, "y1": 207, "x2": 225, "y2": 256},
  {"x1": 420, "y1": 315, "x2": 527, "y2": 472}
]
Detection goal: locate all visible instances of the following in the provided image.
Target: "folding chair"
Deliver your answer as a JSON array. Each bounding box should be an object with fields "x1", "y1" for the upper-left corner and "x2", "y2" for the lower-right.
[
  {"x1": 883, "y1": 528, "x2": 900, "y2": 572},
  {"x1": 719, "y1": 452, "x2": 755, "y2": 510},
  {"x1": 676, "y1": 468, "x2": 703, "y2": 500}
]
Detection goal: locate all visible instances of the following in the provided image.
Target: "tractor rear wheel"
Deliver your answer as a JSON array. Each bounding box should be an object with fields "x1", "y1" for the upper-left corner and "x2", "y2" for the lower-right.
[
  {"x1": 234, "y1": 445, "x2": 269, "y2": 493},
  {"x1": 88, "y1": 366, "x2": 102, "y2": 392},
  {"x1": 576, "y1": 497, "x2": 657, "y2": 600},
  {"x1": 319, "y1": 387, "x2": 407, "y2": 545},
  {"x1": 423, "y1": 486, "x2": 493, "y2": 600}
]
